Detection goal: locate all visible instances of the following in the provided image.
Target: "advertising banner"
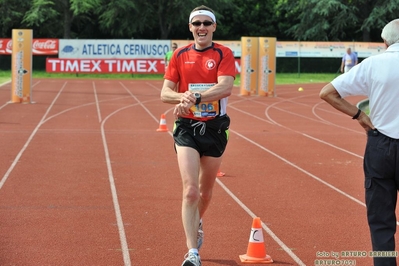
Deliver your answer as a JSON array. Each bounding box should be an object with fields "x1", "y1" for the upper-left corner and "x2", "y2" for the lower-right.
[
  {"x1": 0, "y1": 38, "x2": 386, "y2": 58},
  {"x1": 258, "y1": 37, "x2": 276, "y2": 97},
  {"x1": 174, "y1": 40, "x2": 385, "y2": 58},
  {"x1": 11, "y1": 29, "x2": 32, "y2": 103},
  {"x1": 275, "y1": 41, "x2": 385, "y2": 58},
  {"x1": 46, "y1": 58, "x2": 242, "y2": 74},
  {"x1": 58, "y1": 39, "x2": 170, "y2": 59},
  {"x1": 240, "y1": 37, "x2": 259, "y2": 96},
  {"x1": 0, "y1": 38, "x2": 58, "y2": 55}
]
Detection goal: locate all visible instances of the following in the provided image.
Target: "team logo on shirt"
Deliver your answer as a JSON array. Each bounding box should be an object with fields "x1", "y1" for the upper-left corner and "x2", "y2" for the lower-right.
[{"x1": 205, "y1": 59, "x2": 216, "y2": 70}]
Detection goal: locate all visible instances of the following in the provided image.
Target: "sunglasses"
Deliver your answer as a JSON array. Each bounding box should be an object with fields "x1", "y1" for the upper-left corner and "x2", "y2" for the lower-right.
[
  {"x1": 172, "y1": 46, "x2": 177, "y2": 49},
  {"x1": 191, "y1": 21, "x2": 214, "y2": 27}
]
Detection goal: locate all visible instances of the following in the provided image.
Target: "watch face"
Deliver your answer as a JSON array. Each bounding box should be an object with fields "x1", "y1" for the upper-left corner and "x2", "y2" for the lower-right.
[{"x1": 194, "y1": 93, "x2": 200, "y2": 98}]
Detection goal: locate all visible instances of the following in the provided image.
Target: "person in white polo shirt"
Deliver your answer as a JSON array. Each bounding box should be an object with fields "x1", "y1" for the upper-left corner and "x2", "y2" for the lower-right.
[{"x1": 320, "y1": 18, "x2": 399, "y2": 266}]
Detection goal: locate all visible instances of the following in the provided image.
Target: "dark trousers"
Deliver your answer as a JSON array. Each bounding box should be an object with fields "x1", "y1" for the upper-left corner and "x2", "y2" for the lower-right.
[{"x1": 364, "y1": 129, "x2": 399, "y2": 266}]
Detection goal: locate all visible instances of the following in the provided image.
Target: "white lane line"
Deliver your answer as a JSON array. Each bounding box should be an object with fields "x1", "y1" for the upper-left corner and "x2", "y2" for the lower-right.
[
  {"x1": 231, "y1": 129, "x2": 366, "y2": 207},
  {"x1": 312, "y1": 101, "x2": 364, "y2": 135},
  {"x1": 100, "y1": 104, "x2": 134, "y2": 266},
  {"x1": 92, "y1": 81, "x2": 102, "y2": 123},
  {"x1": 233, "y1": 97, "x2": 365, "y2": 164},
  {"x1": 100, "y1": 81, "x2": 167, "y2": 266},
  {"x1": 118, "y1": 82, "x2": 159, "y2": 122},
  {"x1": 0, "y1": 80, "x2": 11, "y2": 87},
  {"x1": 303, "y1": 133, "x2": 363, "y2": 159},
  {"x1": 233, "y1": 96, "x2": 399, "y2": 226},
  {"x1": 0, "y1": 82, "x2": 67, "y2": 190},
  {"x1": 0, "y1": 80, "x2": 41, "y2": 110},
  {"x1": 216, "y1": 179, "x2": 306, "y2": 266},
  {"x1": 41, "y1": 96, "x2": 130, "y2": 123},
  {"x1": 214, "y1": 128, "x2": 366, "y2": 265}
]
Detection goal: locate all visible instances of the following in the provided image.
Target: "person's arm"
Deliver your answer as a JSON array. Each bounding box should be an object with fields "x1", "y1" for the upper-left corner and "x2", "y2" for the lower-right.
[
  {"x1": 161, "y1": 75, "x2": 234, "y2": 106},
  {"x1": 161, "y1": 79, "x2": 180, "y2": 104},
  {"x1": 200, "y1": 75, "x2": 234, "y2": 102},
  {"x1": 161, "y1": 79, "x2": 195, "y2": 118},
  {"x1": 320, "y1": 83, "x2": 374, "y2": 131},
  {"x1": 160, "y1": 75, "x2": 235, "y2": 118},
  {"x1": 340, "y1": 58, "x2": 344, "y2": 73},
  {"x1": 164, "y1": 56, "x2": 169, "y2": 67}
]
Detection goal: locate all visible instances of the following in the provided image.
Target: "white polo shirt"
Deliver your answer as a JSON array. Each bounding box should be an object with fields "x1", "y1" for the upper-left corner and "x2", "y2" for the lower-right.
[{"x1": 331, "y1": 43, "x2": 399, "y2": 139}]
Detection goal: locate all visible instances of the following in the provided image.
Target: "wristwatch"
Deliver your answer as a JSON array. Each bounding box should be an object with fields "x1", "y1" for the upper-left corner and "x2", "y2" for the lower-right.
[{"x1": 194, "y1": 92, "x2": 201, "y2": 105}]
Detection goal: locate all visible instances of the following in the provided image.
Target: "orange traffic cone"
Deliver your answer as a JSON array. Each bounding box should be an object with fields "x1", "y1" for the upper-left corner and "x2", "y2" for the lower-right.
[
  {"x1": 216, "y1": 169, "x2": 225, "y2": 177},
  {"x1": 156, "y1": 114, "x2": 168, "y2": 132},
  {"x1": 239, "y1": 217, "x2": 273, "y2": 264}
]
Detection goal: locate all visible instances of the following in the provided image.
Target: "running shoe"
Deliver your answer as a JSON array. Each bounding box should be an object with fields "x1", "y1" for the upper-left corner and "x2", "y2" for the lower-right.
[{"x1": 181, "y1": 252, "x2": 201, "y2": 266}]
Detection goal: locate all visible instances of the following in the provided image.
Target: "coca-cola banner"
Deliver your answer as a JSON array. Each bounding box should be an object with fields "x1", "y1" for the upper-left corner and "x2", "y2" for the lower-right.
[
  {"x1": 46, "y1": 58, "x2": 242, "y2": 74},
  {"x1": 0, "y1": 38, "x2": 58, "y2": 55}
]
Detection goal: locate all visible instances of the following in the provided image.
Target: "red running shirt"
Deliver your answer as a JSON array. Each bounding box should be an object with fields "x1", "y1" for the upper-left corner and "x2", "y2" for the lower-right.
[{"x1": 164, "y1": 42, "x2": 236, "y2": 120}]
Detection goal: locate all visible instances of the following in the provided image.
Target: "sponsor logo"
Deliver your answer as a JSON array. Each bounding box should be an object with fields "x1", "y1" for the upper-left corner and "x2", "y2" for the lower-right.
[
  {"x1": 0, "y1": 38, "x2": 58, "y2": 55},
  {"x1": 205, "y1": 59, "x2": 216, "y2": 70},
  {"x1": 32, "y1": 39, "x2": 58, "y2": 54},
  {"x1": 61, "y1": 45, "x2": 79, "y2": 54}
]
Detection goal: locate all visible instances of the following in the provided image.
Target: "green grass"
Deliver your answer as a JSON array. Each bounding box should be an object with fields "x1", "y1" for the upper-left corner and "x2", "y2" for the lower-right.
[
  {"x1": 275, "y1": 73, "x2": 337, "y2": 84},
  {"x1": 0, "y1": 70, "x2": 338, "y2": 85}
]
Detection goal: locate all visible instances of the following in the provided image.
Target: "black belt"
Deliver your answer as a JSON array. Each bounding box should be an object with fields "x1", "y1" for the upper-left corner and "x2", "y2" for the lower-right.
[
  {"x1": 367, "y1": 129, "x2": 379, "y2": 136},
  {"x1": 368, "y1": 129, "x2": 399, "y2": 141}
]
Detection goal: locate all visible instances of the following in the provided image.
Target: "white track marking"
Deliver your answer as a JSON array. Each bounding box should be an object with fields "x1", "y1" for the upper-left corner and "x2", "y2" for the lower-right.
[
  {"x1": 231, "y1": 94, "x2": 399, "y2": 226},
  {"x1": 229, "y1": 104, "x2": 274, "y2": 125},
  {"x1": 100, "y1": 81, "x2": 176, "y2": 266},
  {"x1": 0, "y1": 80, "x2": 11, "y2": 87},
  {"x1": 232, "y1": 96, "x2": 365, "y2": 160},
  {"x1": 92, "y1": 81, "x2": 102, "y2": 123},
  {"x1": 303, "y1": 133, "x2": 364, "y2": 159},
  {"x1": 41, "y1": 96, "x2": 130, "y2": 123},
  {"x1": 100, "y1": 104, "x2": 134, "y2": 266},
  {"x1": 216, "y1": 179, "x2": 306, "y2": 266},
  {"x1": 0, "y1": 102, "x2": 8, "y2": 110},
  {"x1": 231, "y1": 129, "x2": 366, "y2": 207},
  {"x1": 0, "y1": 82, "x2": 67, "y2": 190},
  {"x1": 119, "y1": 82, "x2": 159, "y2": 122},
  {"x1": 312, "y1": 101, "x2": 366, "y2": 134},
  {"x1": 0, "y1": 80, "x2": 41, "y2": 110}
]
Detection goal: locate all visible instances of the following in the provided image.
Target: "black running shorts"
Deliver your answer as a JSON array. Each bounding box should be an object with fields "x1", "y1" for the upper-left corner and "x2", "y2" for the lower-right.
[{"x1": 173, "y1": 115, "x2": 230, "y2": 157}]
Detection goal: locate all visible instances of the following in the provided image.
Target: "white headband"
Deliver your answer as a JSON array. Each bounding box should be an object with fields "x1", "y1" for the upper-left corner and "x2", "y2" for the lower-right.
[{"x1": 189, "y1": 10, "x2": 216, "y2": 23}]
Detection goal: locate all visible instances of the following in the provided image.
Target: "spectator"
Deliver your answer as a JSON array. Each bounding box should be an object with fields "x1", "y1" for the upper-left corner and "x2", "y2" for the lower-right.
[
  {"x1": 164, "y1": 43, "x2": 178, "y2": 70},
  {"x1": 320, "y1": 18, "x2": 399, "y2": 266},
  {"x1": 340, "y1": 47, "x2": 358, "y2": 73}
]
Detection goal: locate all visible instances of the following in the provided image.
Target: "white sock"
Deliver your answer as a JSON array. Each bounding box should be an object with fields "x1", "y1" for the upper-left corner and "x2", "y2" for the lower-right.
[{"x1": 189, "y1": 248, "x2": 199, "y2": 255}]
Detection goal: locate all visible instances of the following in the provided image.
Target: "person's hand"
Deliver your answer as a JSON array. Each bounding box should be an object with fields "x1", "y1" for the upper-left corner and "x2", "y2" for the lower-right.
[
  {"x1": 180, "y1": 91, "x2": 196, "y2": 104},
  {"x1": 356, "y1": 111, "x2": 374, "y2": 133},
  {"x1": 173, "y1": 93, "x2": 195, "y2": 119}
]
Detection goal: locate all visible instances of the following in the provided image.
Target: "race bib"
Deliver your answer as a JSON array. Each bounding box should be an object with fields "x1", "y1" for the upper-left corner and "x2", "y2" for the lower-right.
[{"x1": 189, "y1": 83, "x2": 219, "y2": 118}]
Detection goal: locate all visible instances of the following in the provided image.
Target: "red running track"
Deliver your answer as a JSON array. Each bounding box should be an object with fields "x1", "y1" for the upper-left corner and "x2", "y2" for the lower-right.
[{"x1": 0, "y1": 79, "x2": 397, "y2": 266}]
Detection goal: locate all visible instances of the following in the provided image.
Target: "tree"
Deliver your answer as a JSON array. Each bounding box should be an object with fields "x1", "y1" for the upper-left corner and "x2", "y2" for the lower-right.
[
  {"x1": 96, "y1": 0, "x2": 235, "y2": 39},
  {"x1": 282, "y1": 0, "x2": 399, "y2": 42},
  {"x1": 22, "y1": 0, "x2": 101, "y2": 38},
  {"x1": 0, "y1": 0, "x2": 31, "y2": 37},
  {"x1": 218, "y1": 0, "x2": 279, "y2": 40}
]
